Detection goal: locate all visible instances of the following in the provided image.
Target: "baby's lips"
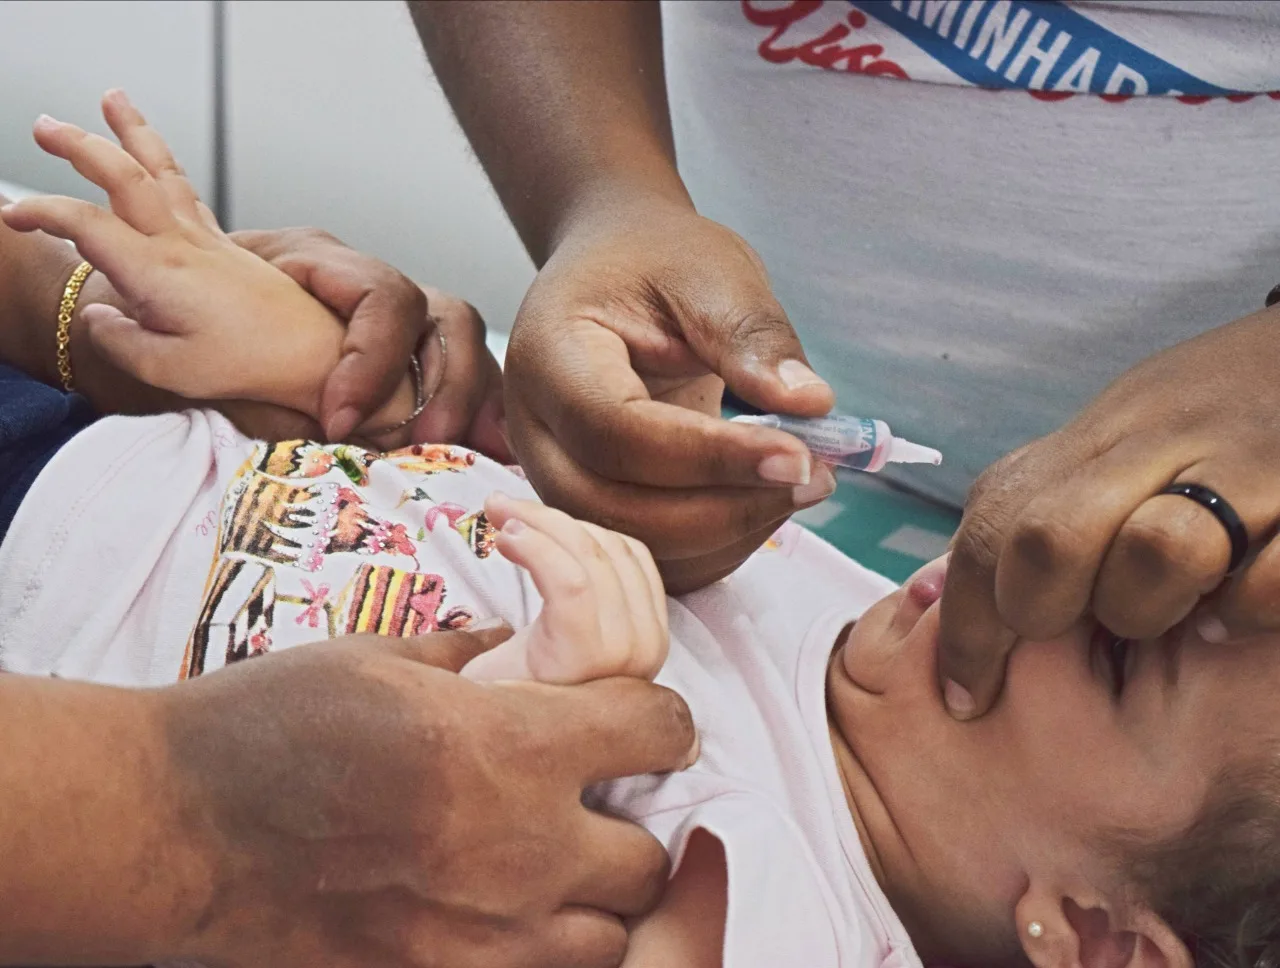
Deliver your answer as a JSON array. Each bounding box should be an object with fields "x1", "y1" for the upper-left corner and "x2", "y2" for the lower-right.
[{"x1": 905, "y1": 554, "x2": 950, "y2": 609}]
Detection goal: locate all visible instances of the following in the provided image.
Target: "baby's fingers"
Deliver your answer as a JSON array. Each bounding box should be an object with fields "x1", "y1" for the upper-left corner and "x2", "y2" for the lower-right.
[
  {"x1": 101, "y1": 90, "x2": 205, "y2": 225},
  {"x1": 32, "y1": 115, "x2": 176, "y2": 235},
  {"x1": 0, "y1": 195, "x2": 148, "y2": 281},
  {"x1": 490, "y1": 511, "x2": 604, "y2": 683},
  {"x1": 81, "y1": 303, "x2": 193, "y2": 396},
  {"x1": 488, "y1": 493, "x2": 659, "y2": 679},
  {"x1": 627, "y1": 533, "x2": 669, "y2": 642},
  {"x1": 583, "y1": 525, "x2": 668, "y2": 680}
]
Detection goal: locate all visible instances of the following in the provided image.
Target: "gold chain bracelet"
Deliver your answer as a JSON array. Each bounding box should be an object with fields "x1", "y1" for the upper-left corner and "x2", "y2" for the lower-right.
[{"x1": 56, "y1": 261, "x2": 95, "y2": 392}]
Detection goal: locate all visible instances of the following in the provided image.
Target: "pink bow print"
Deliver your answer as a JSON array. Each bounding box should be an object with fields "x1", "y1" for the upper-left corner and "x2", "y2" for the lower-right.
[{"x1": 295, "y1": 580, "x2": 331, "y2": 629}]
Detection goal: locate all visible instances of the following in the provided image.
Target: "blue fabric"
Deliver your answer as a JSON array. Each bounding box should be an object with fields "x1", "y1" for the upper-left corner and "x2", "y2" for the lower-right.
[{"x1": 0, "y1": 365, "x2": 97, "y2": 544}]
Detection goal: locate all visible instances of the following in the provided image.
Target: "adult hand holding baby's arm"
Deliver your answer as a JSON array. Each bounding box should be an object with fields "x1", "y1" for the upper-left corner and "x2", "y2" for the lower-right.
[
  {"x1": 154, "y1": 623, "x2": 694, "y2": 968},
  {"x1": 0, "y1": 91, "x2": 425, "y2": 443},
  {"x1": 232, "y1": 227, "x2": 510, "y2": 458}
]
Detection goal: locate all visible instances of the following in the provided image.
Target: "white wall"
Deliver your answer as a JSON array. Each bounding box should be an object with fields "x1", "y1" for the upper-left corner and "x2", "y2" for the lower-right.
[
  {"x1": 0, "y1": 0, "x2": 215, "y2": 203},
  {"x1": 0, "y1": 0, "x2": 533, "y2": 337},
  {"x1": 226, "y1": 0, "x2": 534, "y2": 333}
]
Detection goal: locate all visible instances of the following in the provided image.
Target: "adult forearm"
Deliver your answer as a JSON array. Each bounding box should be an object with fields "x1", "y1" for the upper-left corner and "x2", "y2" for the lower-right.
[
  {"x1": 0, "y1": 194, "x2": 193, "y2": 415},
  {"x1": 409, "y1": 0, "x2": 691, "y2": 264},
  {"x1": 0, "y1": 674, "x2": 207, "y2": 964},
  {"x1": 0, "y1": 192, "x2": 80, "y2": 382}
]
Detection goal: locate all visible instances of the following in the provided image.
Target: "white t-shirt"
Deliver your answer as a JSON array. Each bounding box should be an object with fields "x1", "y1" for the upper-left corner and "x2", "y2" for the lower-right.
[
  {"x1": 662, "y1": 0, "x2": 1280, "y2": 503},
  {"x1": 0, "y1": 411, "x2": 914, "y2": 968}
]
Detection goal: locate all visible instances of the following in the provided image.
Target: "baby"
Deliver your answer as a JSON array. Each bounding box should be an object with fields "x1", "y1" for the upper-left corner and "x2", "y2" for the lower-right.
[{"x1": 0, "y1": 98, "x2": 1277, "y2": 968}]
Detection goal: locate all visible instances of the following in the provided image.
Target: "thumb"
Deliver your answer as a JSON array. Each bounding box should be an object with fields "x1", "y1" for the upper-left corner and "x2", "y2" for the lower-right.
[
  {"x1": 683, "y1": 288, "x2": 833, "y2": 419},
  {"x1": 936, "y1": 568, "x2": 1018, "y2": 720},
  {"x1": 319, "y1": 286, "x2": 422, "y2": 441},
  {"x1": 81, "y1": 302, "x2": 190, "y2": 396},
  {"x1": 936, "y1": 497, "x2": 1021, "y2": 719},
  {"x1": 378, "y1": 620, "x2": 514, "y2": 673}
]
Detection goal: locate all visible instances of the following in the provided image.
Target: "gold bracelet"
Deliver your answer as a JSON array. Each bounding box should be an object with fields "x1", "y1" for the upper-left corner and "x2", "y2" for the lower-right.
[{"x1": 55, "y1": 261, "x2": 95, "y2": 392}]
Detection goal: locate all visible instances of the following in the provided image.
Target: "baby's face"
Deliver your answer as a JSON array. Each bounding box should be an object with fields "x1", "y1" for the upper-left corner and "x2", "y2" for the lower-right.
[{"x1": 828, "y1": 556, "x2": 1280, "y2": 956}]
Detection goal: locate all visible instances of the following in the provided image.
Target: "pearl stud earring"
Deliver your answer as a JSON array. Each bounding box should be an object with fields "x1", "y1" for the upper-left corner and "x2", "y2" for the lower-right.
[{"x1": 1028, "y1": 921, "x2": 1045, "y2": 939}]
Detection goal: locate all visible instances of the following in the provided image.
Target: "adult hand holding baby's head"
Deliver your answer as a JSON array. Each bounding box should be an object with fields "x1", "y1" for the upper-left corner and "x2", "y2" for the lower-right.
[
  {"x1": 157, "y1": 621, "x2": 695, "y2": 968},
  {"x1": 938, "y1": 303, "x2": 1280, "y2": 719}
]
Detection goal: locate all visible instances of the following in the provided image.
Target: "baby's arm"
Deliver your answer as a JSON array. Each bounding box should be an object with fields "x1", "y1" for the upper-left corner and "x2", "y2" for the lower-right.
[
  {"x1": 463, "y1": 492, "x2": 669, "y2": 684},
  {"x1": 0, "y1": 93, "x2": 415, "y2": 442},
  {"x1": 463, "y1": 496, "x2": 727, "y2": 967}
]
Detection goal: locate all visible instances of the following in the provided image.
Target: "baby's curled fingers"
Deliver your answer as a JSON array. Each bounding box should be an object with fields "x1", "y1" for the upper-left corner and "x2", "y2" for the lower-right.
[
  {"x1": 100, "y1": 90, "x2": 203, "y2": 223},
  {"x1": 628, "y1": 533, "x2": 669, "y2": 641},
  {"x1": 486, "y1": 499, "x2": 606, "y2": 683},
  {"x1": 487, "y1": 493, "x2": 658, "y2": 680},
  {"x1": 581, "y1": 524, "x2": 668, "y2": 680},
  {"x1": 30, "y1": 115, "x2": 176, "y2": 235}
]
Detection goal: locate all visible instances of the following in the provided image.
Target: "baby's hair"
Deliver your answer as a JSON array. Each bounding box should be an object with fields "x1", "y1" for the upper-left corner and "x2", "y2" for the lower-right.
[{"x1": 1121, "y1": 756, "x2": 1280, "y2": 968}]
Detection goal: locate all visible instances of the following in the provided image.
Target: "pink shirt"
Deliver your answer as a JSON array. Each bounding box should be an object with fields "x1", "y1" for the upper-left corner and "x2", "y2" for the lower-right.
[{"x1": 0, "y1": 410, "x2": 923, "y2": 968}]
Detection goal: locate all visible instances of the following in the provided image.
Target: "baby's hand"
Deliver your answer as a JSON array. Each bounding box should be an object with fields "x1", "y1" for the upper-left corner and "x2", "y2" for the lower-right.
[
  {"x1": 0, "y1": 91, "x2": 414, "y2": 440},
  {"x1": 462, "y1": 493, "x2": 670, "y2": 684}
]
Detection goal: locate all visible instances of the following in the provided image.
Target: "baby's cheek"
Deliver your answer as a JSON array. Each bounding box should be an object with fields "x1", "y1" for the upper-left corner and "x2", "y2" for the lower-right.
[
  {"x1": 840, "y1": 593, "x2": 911, "y2": 693},
  {"x1": 994, "y1": 640, "x2": 1133, "y2": 809}
]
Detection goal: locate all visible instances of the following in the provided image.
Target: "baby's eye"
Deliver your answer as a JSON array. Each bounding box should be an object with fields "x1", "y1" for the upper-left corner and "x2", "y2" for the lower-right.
[{"x1": 1107, "y1": 635, "x2": 1132, "y2": 697}]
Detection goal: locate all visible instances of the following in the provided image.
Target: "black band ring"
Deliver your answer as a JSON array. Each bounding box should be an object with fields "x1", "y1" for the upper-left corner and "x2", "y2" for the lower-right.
[{"x1": 1159, "y1": 483, "x2": 1250, "y2": 574}]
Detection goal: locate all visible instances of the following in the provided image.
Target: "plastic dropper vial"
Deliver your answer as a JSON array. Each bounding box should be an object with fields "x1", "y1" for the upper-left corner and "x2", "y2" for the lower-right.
[{"x1": 732, "y1": 414, "x2": 942, "y2": 474}]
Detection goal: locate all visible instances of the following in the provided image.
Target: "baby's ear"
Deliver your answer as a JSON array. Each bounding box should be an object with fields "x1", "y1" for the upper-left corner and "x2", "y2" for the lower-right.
[{"x1": 1015, "y1": 889, "x2": 1192, "y2": 968}]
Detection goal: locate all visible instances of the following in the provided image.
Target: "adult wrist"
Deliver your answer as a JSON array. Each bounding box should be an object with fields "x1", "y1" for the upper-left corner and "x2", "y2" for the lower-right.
[
  {"x1": 545, "y1": 168, "x2": 696, "y2": 263},
  {"x1": 2, "y1": 238, "x2": 79, "y2": 385},
  {"x1": 0, "y1": 681, "x2": 217, "y2": 965},
  {"x1": 136, "y1": 685, "x2": 228, "y2": 965},
  {"x1": 18, "y1": 256, "x2": 120, "y2": 393}
]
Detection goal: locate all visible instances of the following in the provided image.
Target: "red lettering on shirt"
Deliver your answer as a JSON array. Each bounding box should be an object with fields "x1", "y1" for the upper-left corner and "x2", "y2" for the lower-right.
[
  {"x1": 743, "y1": 0, "x2": 908, "y2": 80},
  {"x1": 741, "y1": 0, "x2": 1277, "y2": 104}
]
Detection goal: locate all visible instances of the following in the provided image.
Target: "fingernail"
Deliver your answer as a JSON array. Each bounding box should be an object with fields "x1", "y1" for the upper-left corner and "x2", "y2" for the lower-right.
[
  {"x1": 326, "y1": 407, "x2": 359, "y2": 442},
  {"x1": 777, "y1": 359, "x2": 829, "y2": 392},
  {"x1": 944, "y1": 679, "x2": 977, "y2": 718},
  {"x1": 792, "y1": 463, "x2": 836, "y2": 506},
  {"x1": 758, "y1": 452, "x2": 810, "y2": 486},
  {"x1": 1196, "y1": 613, "x2": 1230, "y2": 644},
  {"x1": 0, "y1": 204, "x2": 12, "y2": 217},
  {"x1": 501, "y1": 518, "x2": 527, "y2": 536},
  {"x1": 471, "y1": 616, "x2": 508, "y2": 632},
  {"x1": 34, "y1": 114, "x2": 57, "y2": 129}
]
